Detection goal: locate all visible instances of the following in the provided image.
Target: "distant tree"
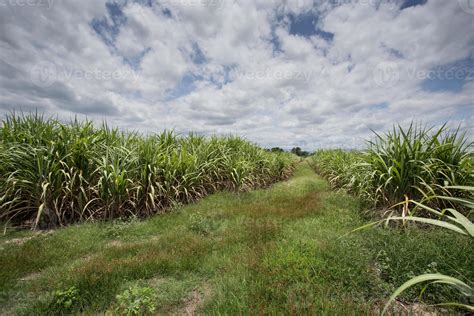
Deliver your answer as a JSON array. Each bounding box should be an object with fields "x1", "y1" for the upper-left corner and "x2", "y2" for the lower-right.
[
  {"x1": 291, "y1": 147, "x2": 310, "y2": 157},
  {"x1": 291, "y1": 147, "x2": 302, "y2": 156},
  {"x1": 270, "y1": 147, "x2": 284, "y2": 153},
  {"x1": 290, "y1": 147, "x2": 296, "y2": 154}
]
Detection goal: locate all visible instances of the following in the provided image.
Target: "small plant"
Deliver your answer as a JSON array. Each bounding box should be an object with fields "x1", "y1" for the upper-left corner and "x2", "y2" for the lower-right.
[
  {"x1": 49, "y1": 286, "x2": 80, "y2": 313},
  {"x1": 115, "y1": 285, "x2": 157, "y2": 316},
  {"x1": 101, "y1": 217, "x2": 139, "y2": 239},
  {"x1": 375, "y1": 249, "x2": 393, "y2": 280},
  {"x1": 188, "y1": 212, "x2": 217, "y2": 236}
]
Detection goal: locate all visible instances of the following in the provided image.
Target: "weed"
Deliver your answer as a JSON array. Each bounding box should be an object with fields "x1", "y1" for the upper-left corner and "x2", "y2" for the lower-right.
[
  {"x1": 114, "y1": 285, "x2": 157, "y2": 316},
  {"x1": 48, "y1": 286, "x2": 81, "y2": 314},
  {"x1": 188, "y1": 212, "x2": 218, "y2": 236}
]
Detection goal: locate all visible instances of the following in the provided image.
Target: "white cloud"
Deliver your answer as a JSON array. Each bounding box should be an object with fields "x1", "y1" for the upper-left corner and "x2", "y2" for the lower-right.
[{"x1": 0, "y1": 0, "x2": 472, "y2": 149}]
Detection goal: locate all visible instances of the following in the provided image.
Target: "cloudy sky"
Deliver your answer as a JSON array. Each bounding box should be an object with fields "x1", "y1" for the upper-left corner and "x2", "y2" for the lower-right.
[{"x1": 0, "y1": 0, "x2": 473, "y2": 149}]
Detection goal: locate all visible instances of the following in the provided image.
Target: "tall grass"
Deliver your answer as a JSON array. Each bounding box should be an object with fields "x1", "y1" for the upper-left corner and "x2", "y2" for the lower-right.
[
  {"x1": 307, "y1": 149, "x2": 374, "y2": 203},
  {"x1": 309, "y1": 123, "x2": 473, "y2": 211},
  {"x1": 0, "y1": 113, "x2": 296, "y2": 228},
  {"x1": 381, "y1": 188, "x2": 474, "y2": 314},
  {"x1": 348, "y1": 187, "x2": 474, "y2": 313}
]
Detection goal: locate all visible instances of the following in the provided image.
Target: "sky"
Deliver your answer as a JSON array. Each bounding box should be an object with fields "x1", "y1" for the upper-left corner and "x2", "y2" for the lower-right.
[{"x1": 0, "y1": 0, "x2": 473, "y2": 149}]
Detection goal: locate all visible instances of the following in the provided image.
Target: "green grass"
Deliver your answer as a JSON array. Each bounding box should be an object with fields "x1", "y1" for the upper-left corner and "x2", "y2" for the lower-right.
[{"x1": 1, "y1": 162, "x2": 471, "y2": 315}]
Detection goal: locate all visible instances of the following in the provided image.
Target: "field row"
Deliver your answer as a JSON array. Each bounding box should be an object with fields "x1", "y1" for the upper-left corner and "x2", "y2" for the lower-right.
[
  {"x1": 309, "y1": 123, "x2": 473, "y2": 213},
  {"x1": 0, "y1": 114, "x2": 296, "y2": 229}
]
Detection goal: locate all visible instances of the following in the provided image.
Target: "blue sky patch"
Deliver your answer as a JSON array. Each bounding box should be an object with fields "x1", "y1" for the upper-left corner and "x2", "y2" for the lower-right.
[
  {"x1": 287, "y1": 12, "x2": 334, "y2": 41},
  {"x1": 208, "y1": 65, "x2": 237, "y2": 89},
  {"x1": 190, "y1": 43, "x2": 207, "y2": 65},
  {"x1": 91, "y1": 2, "x2": 127, "y2": 47},
  {"x1": 165, "y1": 73, "x2": 202, "y2": 101},
  {"x1": 420, "y1": 57, "x2": 473, "y2": 93},
  {"x1": 124, "y1": 47, "x2": 151, "y2": 70},
  {"x1": 92, "y1": 2, "x2": 155, "y2": 70},
  {"x1": 387, "y1": 48, "x2": 404, "y2": 59},
  {"x1": 400, "y1": 0, "x2": 428, "y2": 10},
  {"x1": 370, "y1": 102, "x2": 389, "y2": 110},
  {"x1": 270, "y1": 27, "x2": 283, "y2": 55}
]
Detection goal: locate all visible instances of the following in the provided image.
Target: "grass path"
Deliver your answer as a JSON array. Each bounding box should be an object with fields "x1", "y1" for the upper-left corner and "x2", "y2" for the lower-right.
[{"x1": 1, "y1": 162, "x2": 472, "y2": 315}]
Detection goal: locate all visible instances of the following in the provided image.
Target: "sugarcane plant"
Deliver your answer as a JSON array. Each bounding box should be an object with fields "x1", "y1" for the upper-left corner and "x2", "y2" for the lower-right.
[{"x1": 0, "y1": 113, "x2": 297, "y2": 229}]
